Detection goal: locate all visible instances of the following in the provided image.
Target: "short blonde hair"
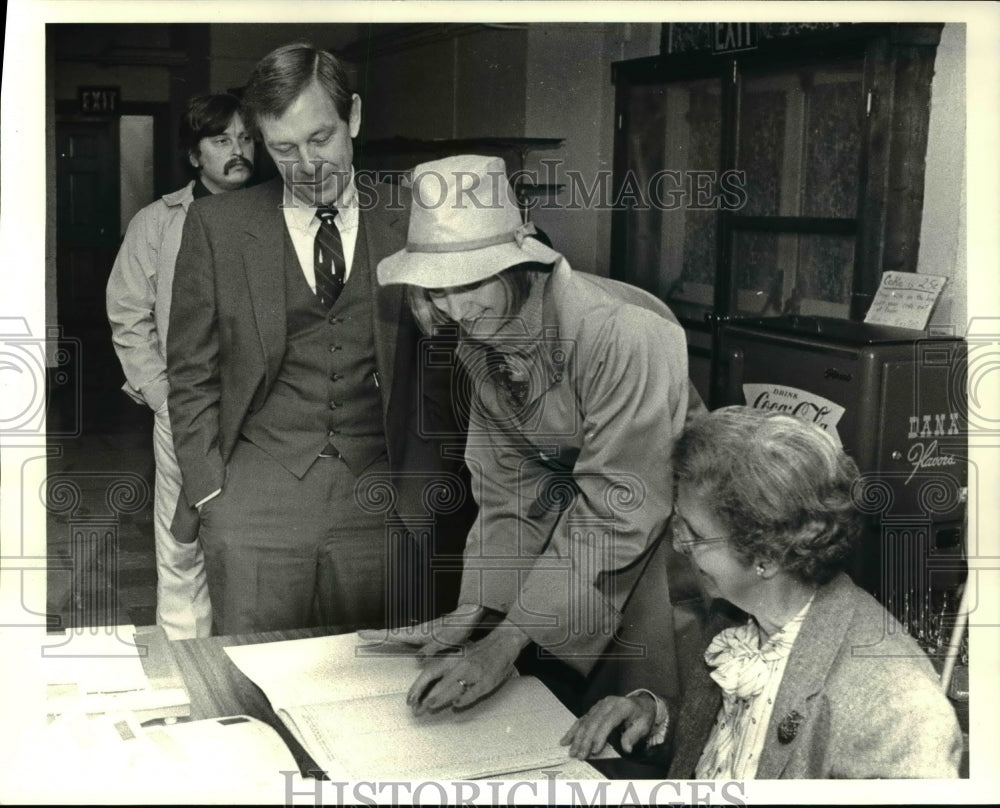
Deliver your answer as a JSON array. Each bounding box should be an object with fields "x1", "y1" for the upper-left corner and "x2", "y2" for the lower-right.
[{"x1": 405, "y1": 264, "x2": 541, "y2": 337}]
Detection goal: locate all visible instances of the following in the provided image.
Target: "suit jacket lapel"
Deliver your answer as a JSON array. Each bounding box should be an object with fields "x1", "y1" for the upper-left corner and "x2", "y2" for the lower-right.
[
  {"x1": 757, "y1": 574, "x2": 856, "y2": 778},
  {"x1": 242, "y1": 179, "x2": 288, "y2": 382},
  {"x1": 363, "y1": 191, "x2": 407, "y2": 418}
]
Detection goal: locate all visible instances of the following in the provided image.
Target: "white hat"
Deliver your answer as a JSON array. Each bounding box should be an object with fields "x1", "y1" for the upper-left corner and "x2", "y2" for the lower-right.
[{"x1": 377, "y1": 154, "x2": 561, "y2": 288}]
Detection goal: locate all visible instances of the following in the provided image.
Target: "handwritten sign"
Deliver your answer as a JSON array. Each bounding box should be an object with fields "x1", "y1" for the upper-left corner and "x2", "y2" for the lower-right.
[
  {"x1": 864, "y1": 271, "x2": 947, "y2": 330},
  {"x1": 743, "y1": 383, "x2": 845, "y2": 445}
]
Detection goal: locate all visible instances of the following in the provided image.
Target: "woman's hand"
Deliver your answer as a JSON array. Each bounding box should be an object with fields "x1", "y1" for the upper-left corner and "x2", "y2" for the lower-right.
[
  {"x1": 406, "y1": 620, "x2": 530, "y2": 715},
  {"x1": 357, "y1": 603, "x2": 485, "y2": 658},
  {"x1": 560, "y1": 694, "x2": 658, "y2": 758}
]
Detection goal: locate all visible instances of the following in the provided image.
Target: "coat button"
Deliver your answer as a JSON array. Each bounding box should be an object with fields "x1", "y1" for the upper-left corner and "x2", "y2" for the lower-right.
[
  {"x1": 329, "y1": 401, "x2": 340, "y2": 409},
  {"x1": 331, "y1": 373, "x2": 342, "y2": 381},
  {"x1": 329, "y1": 344, "x2": 342, "y2": 352}
]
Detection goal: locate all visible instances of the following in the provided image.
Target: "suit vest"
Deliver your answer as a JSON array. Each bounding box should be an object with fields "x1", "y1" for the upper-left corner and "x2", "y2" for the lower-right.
[{"x1": 241, "y1": 219, "x2": 386, "y2": 479}]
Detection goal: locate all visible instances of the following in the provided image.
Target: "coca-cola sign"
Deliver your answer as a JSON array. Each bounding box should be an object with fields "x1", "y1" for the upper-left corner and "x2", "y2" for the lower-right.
[{"x1": 743, "y1": 383, "x2": 845, "y2": 445}]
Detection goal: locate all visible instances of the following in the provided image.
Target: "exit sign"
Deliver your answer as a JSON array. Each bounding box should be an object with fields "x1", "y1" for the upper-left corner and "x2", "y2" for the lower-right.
[
  {"x1": 78, "y1": 86, "x2": 120, "y2": 114},
  {"x1": 713, "y1": 23, "x2": 758, "y2": 54}
]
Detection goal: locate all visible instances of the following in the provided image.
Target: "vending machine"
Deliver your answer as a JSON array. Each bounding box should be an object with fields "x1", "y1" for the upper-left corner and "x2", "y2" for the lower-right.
[{"x1": 719, "y1": 315, "x2": 967, "y2": 636}]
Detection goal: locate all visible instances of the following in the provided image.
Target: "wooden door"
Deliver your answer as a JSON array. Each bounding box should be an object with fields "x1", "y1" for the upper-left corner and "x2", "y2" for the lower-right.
[{"x1": 56, "y1": 119, "x2": 121, "y2": 329}]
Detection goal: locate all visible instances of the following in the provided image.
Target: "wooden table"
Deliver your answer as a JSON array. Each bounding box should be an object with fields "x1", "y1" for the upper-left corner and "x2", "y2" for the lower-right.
[
  {"x1": 168, "y1": 627, "x2": 657, "y2": 780},
  {"x1": 170, "y1": 627, "x2": 335, "y2": 776}
]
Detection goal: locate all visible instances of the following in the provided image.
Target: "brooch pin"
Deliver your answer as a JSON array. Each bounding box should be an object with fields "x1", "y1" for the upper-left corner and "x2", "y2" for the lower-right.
[{"x1": 777, "y1": 710, "x2": 804, "y2": 744}]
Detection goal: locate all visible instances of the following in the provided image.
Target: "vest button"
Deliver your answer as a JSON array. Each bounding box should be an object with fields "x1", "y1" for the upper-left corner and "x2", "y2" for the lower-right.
[
  {"x1": 329, "y1": 344, "x2": 342, "y2": 352},
  {"x1": 329, "y1": 400, "x2": 340, "y2": 409},
  {"x1": 329, "y1": 316, "x2": 340, "y2": 324},
  {"x1": 327, "y1": 429, "x2": 340, "y2": 437},
  {"x1": 331, "y1": 373, "x2": 342, "y2": 381}
]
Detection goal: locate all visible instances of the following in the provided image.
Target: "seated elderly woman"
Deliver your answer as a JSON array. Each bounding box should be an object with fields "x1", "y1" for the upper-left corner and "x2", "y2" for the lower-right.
[{"x1": 561, "y1": 405, "x2": 962, "y2": 778}]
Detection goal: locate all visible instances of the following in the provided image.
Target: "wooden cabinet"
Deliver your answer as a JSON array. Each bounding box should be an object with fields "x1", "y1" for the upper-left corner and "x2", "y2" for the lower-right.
[{"x1": 609, "y1": 23, "x2": 943, "y2": 405}]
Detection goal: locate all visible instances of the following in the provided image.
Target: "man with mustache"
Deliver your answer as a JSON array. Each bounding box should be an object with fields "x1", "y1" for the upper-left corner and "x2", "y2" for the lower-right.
[
  {"x1": 166, "y1": 43, "x2": 473, "y2": 635},
  {"x1": 107, "y1": 93, "x2": 254, "y2": 639}
]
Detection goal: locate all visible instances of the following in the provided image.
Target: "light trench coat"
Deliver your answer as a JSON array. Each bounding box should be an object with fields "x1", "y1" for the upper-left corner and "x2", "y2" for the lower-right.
[
  {"x1": 457, "y1": 258, "x2": 703, "y2": 675},
  {"x1": 106, "y1": 181, "x2": 195, "y2": 411}
]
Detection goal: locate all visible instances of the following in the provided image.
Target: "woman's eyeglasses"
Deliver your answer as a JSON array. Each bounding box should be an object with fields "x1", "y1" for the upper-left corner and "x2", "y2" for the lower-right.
[{"x1": 669, "y1": 504, "x2": 730, "y2": 555}]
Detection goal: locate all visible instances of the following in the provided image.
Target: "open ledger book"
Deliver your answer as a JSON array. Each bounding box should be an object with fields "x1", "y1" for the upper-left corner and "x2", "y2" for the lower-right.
[{"x1": 225, "y1": 633, "x2": 608, "y2": 781}]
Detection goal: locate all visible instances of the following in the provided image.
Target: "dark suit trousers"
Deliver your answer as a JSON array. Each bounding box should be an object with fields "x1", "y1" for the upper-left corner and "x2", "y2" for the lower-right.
[{"x1": 197, "y1": 439, "x2": 391, "y2": 635}]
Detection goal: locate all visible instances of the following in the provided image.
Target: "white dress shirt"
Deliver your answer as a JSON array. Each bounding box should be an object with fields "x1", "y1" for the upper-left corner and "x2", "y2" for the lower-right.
[{"x1": 282, "y1": 169, "x2": 360, "y2": 285}]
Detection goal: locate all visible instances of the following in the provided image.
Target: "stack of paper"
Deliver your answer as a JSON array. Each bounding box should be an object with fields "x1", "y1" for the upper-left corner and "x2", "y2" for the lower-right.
[
  {"x1": 42, "y1": 624, "x2": 190, "y2": 722},
  {"x1": 4, "y1": 712, "x2": 312, "y2": 804}
]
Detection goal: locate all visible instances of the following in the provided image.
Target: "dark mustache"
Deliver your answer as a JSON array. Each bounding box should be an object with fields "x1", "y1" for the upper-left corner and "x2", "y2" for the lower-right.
[{"x1": 224, "y1": 156, "x2": 254, "y2": 175}]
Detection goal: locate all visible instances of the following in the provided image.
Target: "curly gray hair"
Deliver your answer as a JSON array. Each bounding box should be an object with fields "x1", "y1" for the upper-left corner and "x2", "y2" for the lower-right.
[{"x1": 672, "y1": 405, "x2": 861, "y2": 585}]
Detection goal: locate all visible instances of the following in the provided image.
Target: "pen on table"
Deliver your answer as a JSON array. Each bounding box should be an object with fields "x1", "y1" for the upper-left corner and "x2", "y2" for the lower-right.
[{"x1": 85, "y1": 687, "x2": 147, "y2": 695}]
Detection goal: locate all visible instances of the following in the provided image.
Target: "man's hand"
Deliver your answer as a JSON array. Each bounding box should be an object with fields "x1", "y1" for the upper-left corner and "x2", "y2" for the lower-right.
[
  {"x1": 404, "y1": 619, "x2": 529, "y2": 715},
  {"x1": 560, "y1": 694, "x2": 658, "y2": 758},
  {"x1": 357, "y1": 603, "x2": 485, "y2": 658}
]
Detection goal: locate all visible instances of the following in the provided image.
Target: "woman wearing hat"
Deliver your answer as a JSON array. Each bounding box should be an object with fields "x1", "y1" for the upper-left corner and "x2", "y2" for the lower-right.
[
  {"x1": 371, "y1": 154, "x2": 702, "y2": 714},
  {"x1": 561, "y1": 406, "x2": 962, "y2": 778}
]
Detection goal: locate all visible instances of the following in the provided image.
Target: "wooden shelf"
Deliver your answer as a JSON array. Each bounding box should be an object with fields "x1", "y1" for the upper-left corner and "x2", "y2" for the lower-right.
[{"x1": 360, "y1": 136, "x2": 564, "y2": 155}]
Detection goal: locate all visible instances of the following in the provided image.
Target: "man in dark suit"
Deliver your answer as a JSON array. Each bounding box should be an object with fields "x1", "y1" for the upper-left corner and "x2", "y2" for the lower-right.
[{"x1": 167, "y1": 42, "x2": 471, "y2": 635}]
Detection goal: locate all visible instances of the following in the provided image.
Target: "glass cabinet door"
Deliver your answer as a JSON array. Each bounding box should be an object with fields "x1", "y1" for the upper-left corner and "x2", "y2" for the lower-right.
[
  {"x1": 613, "y1": 54, "x2": 866, "y2": 330},
  {"x1": 611, "y1": 24, "x2": 942, "y2": 407},
  {"x1": 617, "y1": 77, "x2": 722, "y2": 321},
  {"x1": 732, "y1": 57, "x2": 864, "y2": 319}
]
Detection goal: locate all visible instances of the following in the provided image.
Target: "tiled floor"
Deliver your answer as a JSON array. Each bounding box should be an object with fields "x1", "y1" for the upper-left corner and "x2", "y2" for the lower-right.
[{"x1": 46, "y1": 321, "x2": 159, "y2": 631}]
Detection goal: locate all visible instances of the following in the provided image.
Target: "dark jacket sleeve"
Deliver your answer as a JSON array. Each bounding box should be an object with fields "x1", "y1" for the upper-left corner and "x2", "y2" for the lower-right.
[{"x1": 167, "y1": 204, "x2": 226, "y2": 506}]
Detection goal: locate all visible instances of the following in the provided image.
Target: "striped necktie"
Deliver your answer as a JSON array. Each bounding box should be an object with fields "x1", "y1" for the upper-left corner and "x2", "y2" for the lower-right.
[{"x1": 314, "y1": 206, "x2": 346, "y2": 308}]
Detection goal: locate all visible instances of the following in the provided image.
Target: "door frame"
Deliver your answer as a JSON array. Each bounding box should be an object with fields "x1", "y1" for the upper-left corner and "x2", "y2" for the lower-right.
[{"x1": 55, "y1": 100, "x2": 173, "y2": 205}]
